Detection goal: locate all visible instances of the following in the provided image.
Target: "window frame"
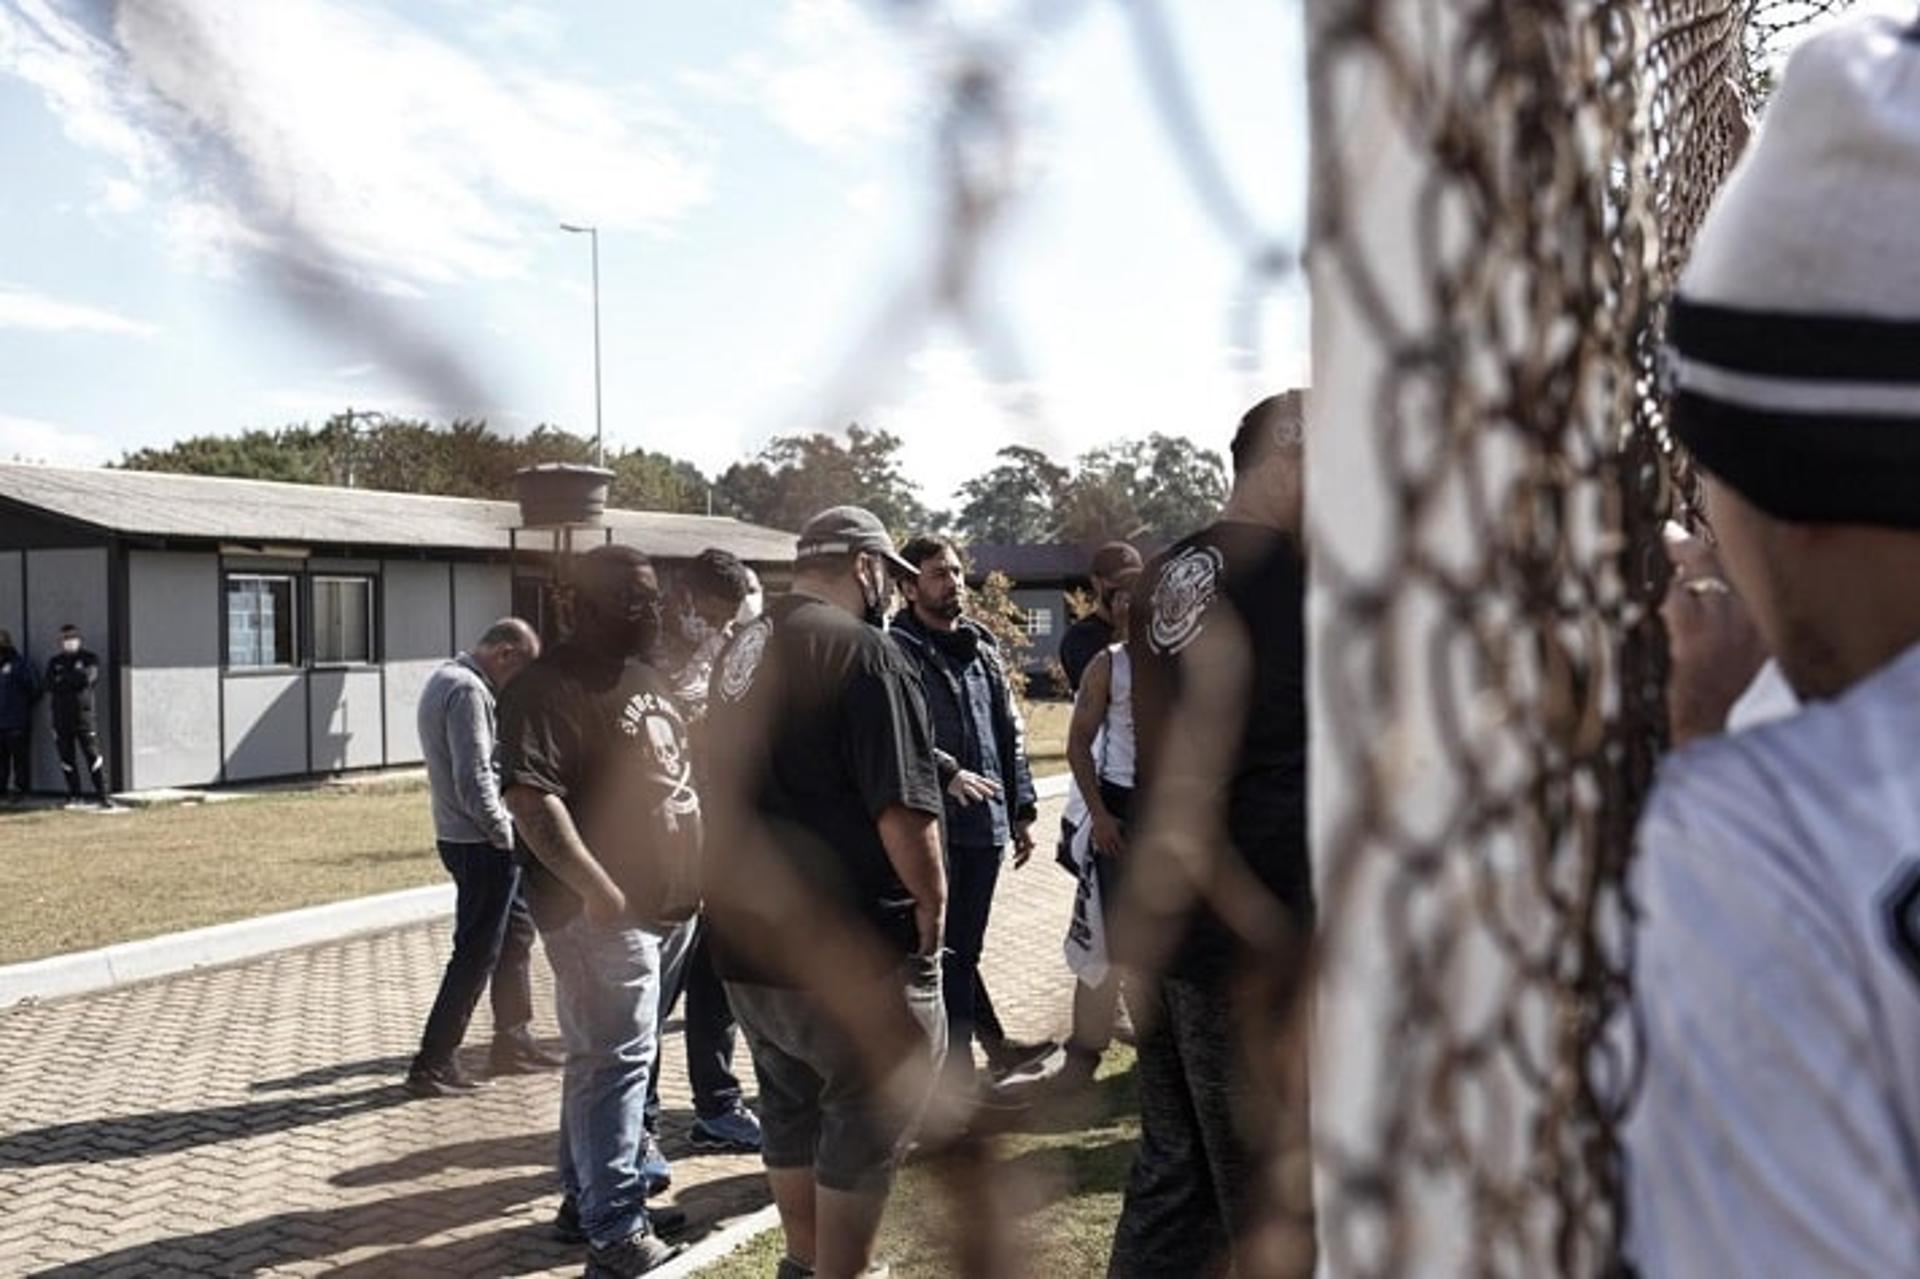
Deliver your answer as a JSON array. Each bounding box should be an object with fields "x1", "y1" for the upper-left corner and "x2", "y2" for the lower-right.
[
  {"x1": 1024, "y1": 605, "x2": 1054, "y2": 637},
  {"x1": 223, "y1": 572, "x2": 301, "y2": 672},
  {"x1": 308, "y1": 574, "x2": 378, "y2": 668}
]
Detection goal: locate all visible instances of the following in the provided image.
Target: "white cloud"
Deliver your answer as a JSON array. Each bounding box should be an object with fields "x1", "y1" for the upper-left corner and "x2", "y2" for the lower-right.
[
  {"x1": 0, "y1": 0, "x2": 712, "y2": 292},
  {"x1": 0, "y1": 284, "x2": 157, "y2": 337},
  {"x1": 685, "y1": 0, "x2": 921, "y2": 156},
  {"x1": 0, "y1": 415, "x2": 117, "y2": 466}
]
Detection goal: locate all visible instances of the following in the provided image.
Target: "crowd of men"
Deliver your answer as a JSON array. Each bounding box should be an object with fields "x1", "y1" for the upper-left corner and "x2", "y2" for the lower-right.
[
  {"x1": 391, "y1": 21, "x2": 1920, "y2": 1270},
  {"x1": 395, "y1": 386, "x2": 1314, "y2": 1278}
]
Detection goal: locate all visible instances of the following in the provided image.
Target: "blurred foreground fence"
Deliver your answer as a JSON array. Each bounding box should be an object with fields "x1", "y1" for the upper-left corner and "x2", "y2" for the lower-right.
[{"x1": 1305, "y1": 0, "x2": 1838, "y2": 1272}]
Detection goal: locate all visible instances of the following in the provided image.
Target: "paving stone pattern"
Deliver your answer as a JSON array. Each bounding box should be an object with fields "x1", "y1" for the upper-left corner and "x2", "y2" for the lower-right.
[{"x1": 0, "y1": 801, "x2": 1076, "y2": 1278}]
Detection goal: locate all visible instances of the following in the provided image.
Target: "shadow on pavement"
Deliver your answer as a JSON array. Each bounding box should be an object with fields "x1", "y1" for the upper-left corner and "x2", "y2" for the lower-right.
[
  {"x1": 0, "y1": 1084, "x2": 410, "y2": 1167},
  {"x1": 249, "y1": 1054, "x2": 413, "y2": 1094},
  {"x1": 30, "y1": 1170, "x2": 562, "y2": 1278}
]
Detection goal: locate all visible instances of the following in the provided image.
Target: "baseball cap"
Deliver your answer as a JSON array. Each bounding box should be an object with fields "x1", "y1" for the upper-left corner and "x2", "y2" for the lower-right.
[
  {"x1": 795, "y1": 506, "x2": 917, "y2": 577},
  {"x1": 1090, "y1": 541, "x2": 1143, "y2": 580}
]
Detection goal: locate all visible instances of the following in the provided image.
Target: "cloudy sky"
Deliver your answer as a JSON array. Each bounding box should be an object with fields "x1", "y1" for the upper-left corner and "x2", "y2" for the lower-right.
[{"x1": 0, "y1": 0, "x2": 1307, "y2": 506}]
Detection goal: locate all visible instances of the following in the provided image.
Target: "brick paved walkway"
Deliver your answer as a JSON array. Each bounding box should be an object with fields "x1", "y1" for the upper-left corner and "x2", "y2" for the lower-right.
[{"x1": 0, "y1": 798, "x2": 1076, "y2": 1278}]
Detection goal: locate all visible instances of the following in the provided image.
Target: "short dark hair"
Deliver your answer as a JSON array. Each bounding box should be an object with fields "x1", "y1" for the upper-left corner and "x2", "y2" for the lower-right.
[
  {"x1": 1089, "y1": 541, "x2": 1142, "y2": 580},
  {"x1": 899, "y1": 536, "x2": 958, "y2": 570},
  {"x1": 682, "y1": 548, "x2": 754, "y2": 607},
  {"x1": 59, "y1": 623, "x2": 79, "y2": 636},
  {"x1": 1230, "y1": 390, "x2": 1307, "y2": 475}
]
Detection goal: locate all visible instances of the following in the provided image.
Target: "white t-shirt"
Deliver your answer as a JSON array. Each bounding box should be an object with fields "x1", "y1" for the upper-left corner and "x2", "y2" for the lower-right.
[{"x1": 1626, "y1": 642, "x2": 1920, "y2": 1276}]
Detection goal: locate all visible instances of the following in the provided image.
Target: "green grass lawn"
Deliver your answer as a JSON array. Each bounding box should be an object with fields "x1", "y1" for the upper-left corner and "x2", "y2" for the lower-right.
[
  {"x1": 0, "y1": 786, "x2": 441, "y2": 963},
  {"x1": 704, "y1": 1049, "x2": 1140, "y2": 1278}
]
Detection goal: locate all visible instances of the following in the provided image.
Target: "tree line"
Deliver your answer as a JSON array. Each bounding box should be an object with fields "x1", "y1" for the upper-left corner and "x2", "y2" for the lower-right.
[{"x1": 118, "y1": 414, "x2": 1227, "y2": 545}]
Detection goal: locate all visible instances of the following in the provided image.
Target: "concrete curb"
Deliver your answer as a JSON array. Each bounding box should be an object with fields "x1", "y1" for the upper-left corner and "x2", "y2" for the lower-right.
[
  {"x1": 659, "y1": 1204, "x2": 782, "y2": 1277},
  {"x1": 0, "y1": 882, "x2": 454, "y2": 1009},
  {"x1": 0, "y1": 774, "x2": 1072, "y2": 1011}
]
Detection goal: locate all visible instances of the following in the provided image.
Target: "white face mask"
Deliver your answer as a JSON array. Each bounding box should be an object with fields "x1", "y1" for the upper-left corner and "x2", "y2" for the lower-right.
[{"x1": 61, "y1": 638, "x2": 81, "y2": 654}]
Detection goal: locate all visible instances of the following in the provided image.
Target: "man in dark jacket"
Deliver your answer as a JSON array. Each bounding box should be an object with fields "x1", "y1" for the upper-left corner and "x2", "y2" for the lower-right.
[
  {"x1": 0, "y1": 629, "x2": 38, "y2": 802},
  {"x1": 892, "y1": 537, "x2": 1040, "y2": 1088},
  {"x1": 44, "y1": 624, "x2": 108, "y2": 808}
]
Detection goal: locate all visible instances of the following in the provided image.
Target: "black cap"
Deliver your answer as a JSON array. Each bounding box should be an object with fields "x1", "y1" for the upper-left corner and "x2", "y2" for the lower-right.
[{"x1": 796, "y1": 506, "x2": 917, "y2": 577}]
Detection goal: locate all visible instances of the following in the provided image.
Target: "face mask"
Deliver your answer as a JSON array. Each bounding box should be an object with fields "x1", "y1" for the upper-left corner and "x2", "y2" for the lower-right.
[
  {"x1": 61, "y1": 638, "x2": 81, "y2": 654},
  {"x1": 859, "y1": 559, "x2": 891, "y2": 630}
]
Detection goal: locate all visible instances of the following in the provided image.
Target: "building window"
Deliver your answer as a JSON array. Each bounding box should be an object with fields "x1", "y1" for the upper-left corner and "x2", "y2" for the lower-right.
[
  {"x1": 1024, "y1": 606, "x2": 1054, "y2": 637},
  {"x1": 227, "y1": 574, "x2": 297, "y2": 668},
  {"x1": 311, "y1": 576, "x2": 375, "y2": 665}
]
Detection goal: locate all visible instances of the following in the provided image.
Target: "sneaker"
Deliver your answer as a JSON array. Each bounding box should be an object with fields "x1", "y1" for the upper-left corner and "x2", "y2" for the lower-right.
[
  {"x1": 640, "y1": 1132, "x2": 672, "y2": 1197},
  {"x1": 555, "y1": 1197, "x2": 688, "y2": 1245},
  {"x1": 689, "y1": 1104, "x2": 763, "y2": 1153},
  {"x1": 983, "y1": 1037, "x2": 1057, "y2": 1082},
  {"x1": 403, "y1": 1061, "x2": 485, "y2": 1099},
  {"x1": 584, "y1": 1228, "x2": 682, "y2": 1277},
  {"x1": 489, "y1": 1039, "x2": 565, "y2": 1075}
]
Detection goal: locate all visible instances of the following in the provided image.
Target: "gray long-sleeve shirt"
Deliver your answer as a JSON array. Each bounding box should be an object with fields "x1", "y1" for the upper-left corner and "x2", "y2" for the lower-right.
[{"x1": 418, "y1": 653, "x2": 512, "y2": 849}]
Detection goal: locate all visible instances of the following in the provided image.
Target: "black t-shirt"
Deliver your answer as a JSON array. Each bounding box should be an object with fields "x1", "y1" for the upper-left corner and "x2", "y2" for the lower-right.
[
  {"x1": 1058, "y1": 614, "x2": 1115, "y2": 694},
  {"x1": 705, "y1": 595, "x2": 943, "y2": 981},
  {"x1": 496, "y1": 644, "x2": 702, "y2": 930},
  {"x1": 1129, "y1": 521, "x2": 1309, "y2": 978}
]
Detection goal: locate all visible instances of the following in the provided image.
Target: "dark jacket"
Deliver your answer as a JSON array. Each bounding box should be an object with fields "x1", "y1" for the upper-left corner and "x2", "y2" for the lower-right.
[
  {"x1": 0, "y1": 648, "x2": 37, "y2": 731},
  {"x1": 890, "y1": 611, "x2": 1038, "y2": 844},
  {"x1": 45, "y1": 648, "x2": 101, "y2": 727}
]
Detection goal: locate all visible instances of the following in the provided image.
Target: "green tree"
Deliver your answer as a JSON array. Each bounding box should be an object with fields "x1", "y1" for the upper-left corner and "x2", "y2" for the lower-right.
[
  {"x1": 713, "y1": 424, "x2": 929, "y2": 534},
  {"x1": 952, "y1": 445, "x2": 1070, "y2": 545},
  {"x1": 118, "y1": 416, "x2": 715, "y2": 515},
  {"x1": 1058, "y1": 433, "x2": 1227, "y2": 544}
]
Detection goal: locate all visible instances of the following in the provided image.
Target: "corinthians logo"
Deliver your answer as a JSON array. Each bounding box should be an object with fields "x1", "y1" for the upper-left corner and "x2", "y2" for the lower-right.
[
  {"x1": 718, "y1": 617, "x2": 771, "y2": 703},
  {"x1": 1148, "y1": 545, "x2": 1224, "y2": 655}
]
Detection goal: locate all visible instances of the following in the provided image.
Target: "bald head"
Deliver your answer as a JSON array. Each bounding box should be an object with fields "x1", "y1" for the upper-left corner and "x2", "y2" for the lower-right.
[{"x1": 473, "y1": 617, "x2": 540, "y2": 689}]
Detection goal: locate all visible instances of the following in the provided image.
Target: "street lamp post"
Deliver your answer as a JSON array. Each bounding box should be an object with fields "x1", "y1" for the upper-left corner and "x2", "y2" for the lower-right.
[{"x1": 558, "y1": 223, "x2": 604, "y2": 468}]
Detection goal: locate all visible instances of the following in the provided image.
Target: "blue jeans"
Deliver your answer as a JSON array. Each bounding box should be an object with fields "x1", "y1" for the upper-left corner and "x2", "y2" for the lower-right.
[
  {"x1": 412, "y1": 841, "x2": 535, "y2": 1073},
  {"x1": 542, "y1": 913, "x2": 664, "y2": 1246}
]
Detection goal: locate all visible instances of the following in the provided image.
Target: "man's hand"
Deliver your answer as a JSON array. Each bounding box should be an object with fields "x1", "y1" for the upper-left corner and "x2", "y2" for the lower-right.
[
  {"x1": 1012, "y1": 820, "x2": 1036, "y2": 868},
  {"x1": 1662, "y1": 526, "x2": 1767, "y2": 747},
  {"x1": 1089, "y1": 810, "x2": 1126, "y2": 858},
  {"x1": 947, "y1": 770, "x2": 1002, "y2": 807}
]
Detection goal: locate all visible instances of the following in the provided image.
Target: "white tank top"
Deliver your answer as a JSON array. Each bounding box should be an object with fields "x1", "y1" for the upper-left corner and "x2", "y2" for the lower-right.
[{"x1": 1098, "y1": 643, "x2": 1136, "y2": 788}]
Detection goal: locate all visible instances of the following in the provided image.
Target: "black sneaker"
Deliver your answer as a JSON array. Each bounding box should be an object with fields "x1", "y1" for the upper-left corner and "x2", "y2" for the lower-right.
[
  {"x1": 403, "y1": 1062, "x2": 485, "y2": 1099},
  {"x1": 585, "y1": 1229, "x2": 682, "y2": 1277},
  {"x1": 489, "y1": 1040, "x2": 565, "y2": 1075},
  {"x1": 554, "y1": 1197, "x2": 688, "y2": 1245}
]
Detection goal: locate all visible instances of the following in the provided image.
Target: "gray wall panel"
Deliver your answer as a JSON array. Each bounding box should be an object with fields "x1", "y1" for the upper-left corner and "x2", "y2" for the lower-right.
[
  {"x1": 309, "y1": 668, "x2": 385, "y2": 772},
  {"x1": 382, "y1": 560, "x2": 451, "y2": 765},
  {"x1": 127, "y1": 551, "x2": 221, "y2": 789},
  {"x1": 453, "y1": 562, "x2": 511, "y2": 651},
  {"x1": 223, "y1": 673, "x2": 306, "y2": 780},
  {"x1": 0, "y1": 552, "x2": 21, "y2": 652},
  {"x1": 27, "y1": 548, "x2": 110, "y2": 792}
]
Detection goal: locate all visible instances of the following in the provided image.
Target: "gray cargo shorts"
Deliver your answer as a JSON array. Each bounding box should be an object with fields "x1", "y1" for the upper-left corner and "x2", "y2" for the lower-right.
[{"x1": 727, "y1": 951, "x2": 946, "y2": 1192}]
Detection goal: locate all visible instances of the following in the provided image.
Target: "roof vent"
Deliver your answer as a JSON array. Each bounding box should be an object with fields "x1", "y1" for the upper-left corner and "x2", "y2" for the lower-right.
[{"x1": 514, "y1": 463, "x2": 613, "y2": 528}]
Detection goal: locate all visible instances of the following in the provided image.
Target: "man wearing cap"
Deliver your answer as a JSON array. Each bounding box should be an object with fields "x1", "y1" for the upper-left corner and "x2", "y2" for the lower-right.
[
  {"x1": 1059, "y1": 542, "x2": 1143, "y2": 694},
  {"x1": 1625, "y1": 14, "x2": 1920, "y2": 1273},
  {"x1": 705, "y1": 505, "x2": 947, "y2": 1279},
  {"x1": 499, "y1": 544, "x2": 698, "y2": 1276}
]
